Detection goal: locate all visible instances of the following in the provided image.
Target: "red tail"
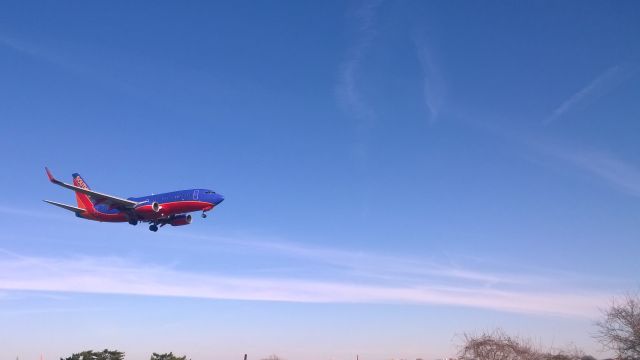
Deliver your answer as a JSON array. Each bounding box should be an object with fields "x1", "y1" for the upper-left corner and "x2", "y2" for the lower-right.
[{"x1": 72, "y1": 173, "x2": 95, "y2": 212}]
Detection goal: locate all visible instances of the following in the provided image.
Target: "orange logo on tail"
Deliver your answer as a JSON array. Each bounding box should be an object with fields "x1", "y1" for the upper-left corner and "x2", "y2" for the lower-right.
[{"x1": 74, "y1": 177, "x2": 88, "y2": 189}]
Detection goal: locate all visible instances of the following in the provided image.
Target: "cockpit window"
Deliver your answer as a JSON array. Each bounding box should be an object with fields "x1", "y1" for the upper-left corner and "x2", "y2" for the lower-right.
[{"x1": 205, "y1": 191, "x2": 216, "y2": 194}]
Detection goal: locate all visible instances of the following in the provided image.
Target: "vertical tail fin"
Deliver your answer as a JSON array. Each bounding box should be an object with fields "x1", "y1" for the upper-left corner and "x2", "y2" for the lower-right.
[{"x1": 72, "y1": 173, "x2": 95, "y2": 211}]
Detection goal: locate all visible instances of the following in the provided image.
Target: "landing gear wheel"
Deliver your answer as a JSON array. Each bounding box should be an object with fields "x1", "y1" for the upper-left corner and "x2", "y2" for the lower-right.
[
  {"x1": 202, "y1": 212, "x2": 207, "y2": 218},
  {"x1": 129, "y1": 220, "x2": 138, "y2": 226},
  {"x1": 149, "y1": 224, "x2": 159, "y2": 232}
]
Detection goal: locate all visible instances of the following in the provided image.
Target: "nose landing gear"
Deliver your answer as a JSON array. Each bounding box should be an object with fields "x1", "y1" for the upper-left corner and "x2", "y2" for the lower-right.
[{"x1": 201, "y1": 212, "x2": 207, "y2": 218}]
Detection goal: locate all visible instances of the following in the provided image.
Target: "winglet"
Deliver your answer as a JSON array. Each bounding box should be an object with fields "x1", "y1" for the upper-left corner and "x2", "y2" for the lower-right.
[
  {"x1": 45, "y1": 167, "x2": 64, "y2": 186},
  {"x1": 45, "y1": 167, "x2": 55, "y2": 182}
]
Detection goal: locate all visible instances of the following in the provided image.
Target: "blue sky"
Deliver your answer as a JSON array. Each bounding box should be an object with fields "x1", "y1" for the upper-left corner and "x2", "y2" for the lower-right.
[{"x1": 1, "y1": 1, "x2": 639, "y2": 359}]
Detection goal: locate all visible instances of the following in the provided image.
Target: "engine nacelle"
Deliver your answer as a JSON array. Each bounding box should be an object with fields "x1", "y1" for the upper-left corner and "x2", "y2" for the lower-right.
[
  {"x1": 170, "y1": 214, "x2": 192, "y2": 226},
  {"x1": 151, "y1": 202, "x2": 161, "y2": 213}
]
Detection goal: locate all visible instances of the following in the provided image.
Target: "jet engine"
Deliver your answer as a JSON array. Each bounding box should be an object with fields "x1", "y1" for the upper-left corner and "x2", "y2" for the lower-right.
[
  {"x1": 170, "y1": 214, "x2": 192, "y2": 226},
  {"x1": 151, "y1": 202, "x2": 161, "y2": 213}
]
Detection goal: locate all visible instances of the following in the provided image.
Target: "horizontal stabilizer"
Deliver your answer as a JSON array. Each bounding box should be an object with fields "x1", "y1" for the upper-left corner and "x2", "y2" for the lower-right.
[
  {"x1": 43, "y1": 200, "x2": 86, "y2": 214},
  {"x1": 44, "y1": 167, "x2": 138, "y2": 208}
]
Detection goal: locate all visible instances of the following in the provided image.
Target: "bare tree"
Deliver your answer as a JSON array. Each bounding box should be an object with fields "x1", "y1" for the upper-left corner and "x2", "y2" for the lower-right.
[
  {"x1": 150, "y1": 353, "x2": 188, "y2": 360},
  {"x1": 458, "y1": 329, "x2": 544, "y2": 360},
  {"x1": 595, "y1": 293, "x2": 640, "y2": 359},
  {"x1": 458, "y1": 329, "x2": 589, "y2": 360},
  {"x1": 260, "y1": 356, "x2": 283, "y2": 360}
]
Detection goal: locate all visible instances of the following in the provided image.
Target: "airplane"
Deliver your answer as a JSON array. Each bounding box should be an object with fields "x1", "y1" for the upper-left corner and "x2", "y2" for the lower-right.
[{"x1": 43, "y1": 167, "x2": 224, "y2": 232}]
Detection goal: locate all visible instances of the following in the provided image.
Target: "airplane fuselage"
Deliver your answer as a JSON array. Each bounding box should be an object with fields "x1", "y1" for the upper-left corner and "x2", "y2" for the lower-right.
[{"x1": 79, "y1": 189, "x2": 224, "y2": 223}]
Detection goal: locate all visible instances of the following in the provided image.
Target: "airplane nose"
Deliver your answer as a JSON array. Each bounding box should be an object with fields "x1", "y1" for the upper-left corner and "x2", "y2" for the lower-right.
[{"x1": 214, "y1": 194, "x2": 224, "y2": 205}]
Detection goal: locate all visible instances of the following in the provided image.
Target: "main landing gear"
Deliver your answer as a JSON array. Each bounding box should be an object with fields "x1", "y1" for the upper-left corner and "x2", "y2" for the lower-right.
[{"x1": 149, "y1": 224, "x2": 159, "y2": 232}]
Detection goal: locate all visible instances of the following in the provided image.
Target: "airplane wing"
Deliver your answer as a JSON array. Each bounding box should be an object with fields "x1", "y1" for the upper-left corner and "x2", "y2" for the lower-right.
[
  {"x1": 43, "y1": 200, "x2": 86, "y2": 214},
  {"x1": 45, "y1": 167, "x2": 139, "y2": 209}
]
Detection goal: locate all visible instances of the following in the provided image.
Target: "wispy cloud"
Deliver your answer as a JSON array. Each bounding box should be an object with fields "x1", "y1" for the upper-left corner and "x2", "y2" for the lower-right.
[
  {"x1": 335, "y1": 0, "x2": 384, "y2": 216},
  {"x1": 0, "y1": 247, "x2": 618, "y2": 318},
  {"x1": 0, "y1": 203, "x2": 628, "y2": 317},
  {"x1": 483, "y1": 126, "x2": 640, "y2": 200},
  {"x1": 178, "y1": 233, "x2": 542, "y2": 286},
  {"x1": 0, "y1": 204, "x2": 71, "y2": 220},
  {"x1": 414, "y1": 37, "x2": 446, "y2": 123},
  {"x1": 0, "y1": 33, "x2": 144, "y2": 99},
  {"x1": 336, "y1": 0, "x2": 383, "y2": 123},
  {"x1": 0, "y1": 35, "x2": 67, "y2": 67},
  {"x1": 541, "y1": 145, "x2": 640, "y2": 197},
  {"x1": 176, "y1": 232, "x2": 631, "y2": 293},
  {"x1": 545, "y1": 63, "x2": 639, "y2": 124},
  {"x1": 0, "y1": 34, "x2": 104, "y2": 83}
]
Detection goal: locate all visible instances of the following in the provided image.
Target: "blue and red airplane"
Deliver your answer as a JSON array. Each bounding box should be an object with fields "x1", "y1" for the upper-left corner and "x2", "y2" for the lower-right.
[{"x1": 43, "y1": 167, "x2": 224, "y2": 232}]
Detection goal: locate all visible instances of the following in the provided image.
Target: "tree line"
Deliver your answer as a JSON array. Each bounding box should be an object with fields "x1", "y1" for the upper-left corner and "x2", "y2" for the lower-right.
[
  {"x1": 60, "y1": 351, "x2": 187, "y2": 360},
  {"x1": 59, "y1": 294, "x2": 640, "y2": 360}
]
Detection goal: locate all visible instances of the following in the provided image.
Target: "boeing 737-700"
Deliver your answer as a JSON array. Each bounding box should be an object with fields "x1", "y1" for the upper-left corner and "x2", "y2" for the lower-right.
[{"x1": 43, "y1": 167, "x2": 224, "y2": 232}]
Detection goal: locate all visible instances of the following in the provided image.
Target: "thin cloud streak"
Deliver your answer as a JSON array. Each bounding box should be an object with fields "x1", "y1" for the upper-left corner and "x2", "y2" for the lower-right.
[
  {"x1": 177, "y1": 232, "x2": 545, "y2": 287},
  {"x1": 0, "y1": 35, "x2": 69, "y2": 67},
  {"x1": 168, "y1": 232, "x2": 634, "y2": 290},
  {"x1": 0, "y1": 205, "x2": 71, "y2": 220},
  {"x1": 0, "y1": 251, "x2": 612, "y2": 317},
  {"x1": 336, "y1": 0, "x2": 383, "y2": 122},
  {"x1": 0, "y1": 206, "x2": 625, "y2": 308},
  {"x1": 488, "y1": 129, "x2": 640, "y2": 200},
  {"x1": 525, "y1": 131, "x2": 640, "y2": 198},
  {"x1": 545, "y1": 63, "x2": 639, "y2": 124},
  {"x1": 548, "y1": 146, "x2": 640, "y2": 197},
  {"x1": 0, "y1": 206, "x2": 556, "y2": 288},
  {"x1": 414, "y1": 37, "x2": 446, "y2": 123},
  {"x1": 0, "y1": 33, "x2": 145, "y2": 99}
]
